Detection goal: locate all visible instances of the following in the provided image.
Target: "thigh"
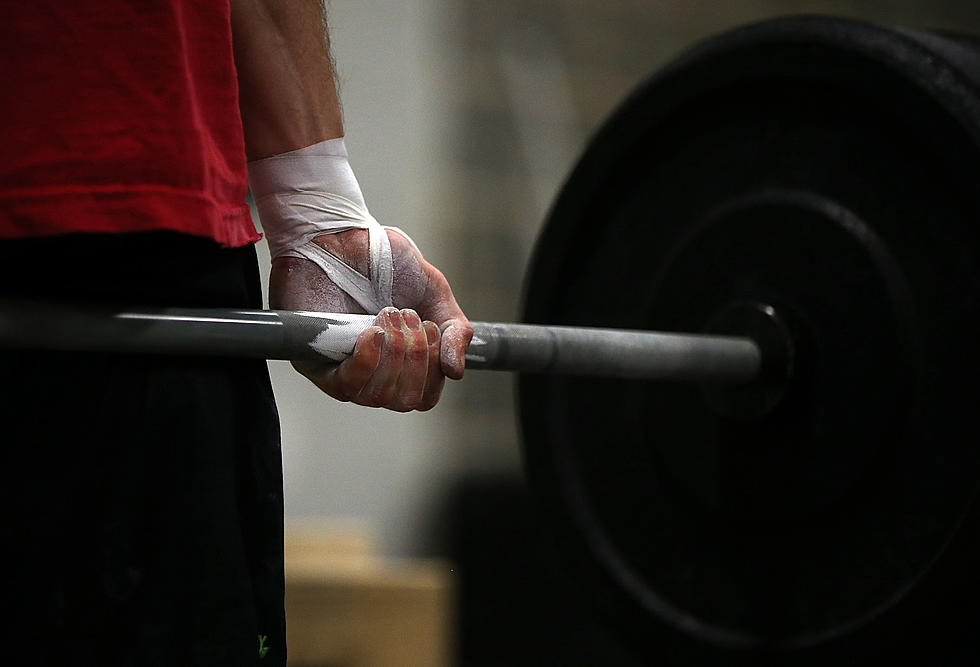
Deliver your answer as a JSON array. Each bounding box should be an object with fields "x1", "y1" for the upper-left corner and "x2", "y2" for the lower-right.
[{"x1": 0, "y1": 233, "x2": 285, "y2": 666}]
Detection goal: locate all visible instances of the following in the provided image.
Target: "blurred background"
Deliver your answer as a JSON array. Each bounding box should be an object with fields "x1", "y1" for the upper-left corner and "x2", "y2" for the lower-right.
[{"x1": 251, "y1": 1, "x2": 980, "y2": 664}]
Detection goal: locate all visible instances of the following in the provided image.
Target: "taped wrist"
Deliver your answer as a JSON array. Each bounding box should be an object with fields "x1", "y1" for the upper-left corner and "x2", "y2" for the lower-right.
[{"x1": 247, "y1": 137, "x2": 419, "y2": 314}]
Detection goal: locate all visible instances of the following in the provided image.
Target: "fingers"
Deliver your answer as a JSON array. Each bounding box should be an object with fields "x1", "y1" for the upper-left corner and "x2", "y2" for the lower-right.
[
  {"x1": 307, "y1": 308, "x2": 448, "y2": 411},
  {"x1": 385, "y1": 309, "x2": 428, "y2": 412},
  {"x1": 301, "y1": 323, "x2": 385, "y2": 402},
  {"x1": 352, "y1": 309, "x2": 406, "y2": 407}
]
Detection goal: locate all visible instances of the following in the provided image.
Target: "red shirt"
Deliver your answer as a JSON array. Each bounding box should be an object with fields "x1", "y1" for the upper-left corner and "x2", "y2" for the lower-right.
[{"x1": 0, "y1": 0, "x2": 259, "y2": 247}]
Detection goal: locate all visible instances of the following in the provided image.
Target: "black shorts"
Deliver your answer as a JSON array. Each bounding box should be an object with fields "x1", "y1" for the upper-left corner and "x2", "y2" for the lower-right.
[{"x1": 0, "y1": 232, "x2": 285, "y2": 666}]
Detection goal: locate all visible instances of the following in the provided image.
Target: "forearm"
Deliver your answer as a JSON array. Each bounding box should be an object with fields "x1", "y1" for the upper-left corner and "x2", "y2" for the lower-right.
[{"x1": 230, "y1": 0, "x2": 343, "y2": 160}]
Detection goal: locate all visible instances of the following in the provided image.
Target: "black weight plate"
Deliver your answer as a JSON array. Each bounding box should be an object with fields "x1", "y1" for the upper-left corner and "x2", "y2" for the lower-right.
[{"x1": 519, "y1": 16, "x2": 980, "y2": 665}]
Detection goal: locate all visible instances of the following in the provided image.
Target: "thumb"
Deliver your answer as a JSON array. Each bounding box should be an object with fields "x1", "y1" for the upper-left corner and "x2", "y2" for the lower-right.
[
  {"x1": 417, "y1": 265, "x2": 472, "y2": 379},
  {"x1": 439, "y1": 317, "x2": 473, "y2": 380}
]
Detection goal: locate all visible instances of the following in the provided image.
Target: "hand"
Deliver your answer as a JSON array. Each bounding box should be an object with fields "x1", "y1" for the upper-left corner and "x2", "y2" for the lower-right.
[{"x1": 268, "y1": 229, "x2": 473, "y2": 411}]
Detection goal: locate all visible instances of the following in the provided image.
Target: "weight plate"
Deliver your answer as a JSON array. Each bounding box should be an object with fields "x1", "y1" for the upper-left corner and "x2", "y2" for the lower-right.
[{"x1": 519, "y1": 16, "x2": 980, "y2": 664}]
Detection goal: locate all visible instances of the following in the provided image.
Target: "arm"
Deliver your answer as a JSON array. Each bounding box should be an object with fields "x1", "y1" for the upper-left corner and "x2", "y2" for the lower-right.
[
  {"x1": 231, "y1": 0, "x2": 472, "y2": 411},
  {"x1": 231, "y1": 0, "x2": 342, "y2": 159}
]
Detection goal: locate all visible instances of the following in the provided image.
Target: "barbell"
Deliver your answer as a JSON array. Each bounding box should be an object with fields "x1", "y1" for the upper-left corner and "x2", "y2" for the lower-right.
[
  {"x1": 518, "y1": 14, "x2": 980, "y2": 666},
  {"x1": 1, "y1": 14, "x2": 979, "y2": 666},
  {"x1": 0, "y1": 299, "x2": 768, "y2": 383}
]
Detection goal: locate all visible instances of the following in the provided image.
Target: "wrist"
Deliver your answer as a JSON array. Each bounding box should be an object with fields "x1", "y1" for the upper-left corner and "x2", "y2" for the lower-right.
[
  {"x1": 248, "y1": 137, "x2": 369, "y2": 259},
  {"x1": 247, "y1": 138, "x2": 410, "y2": 315}
]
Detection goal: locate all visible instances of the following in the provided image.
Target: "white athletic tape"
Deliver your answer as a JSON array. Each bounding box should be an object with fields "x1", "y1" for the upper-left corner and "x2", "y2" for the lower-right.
[{"x1": 247, "y1": 138, "x2": 419, "y2": 315}]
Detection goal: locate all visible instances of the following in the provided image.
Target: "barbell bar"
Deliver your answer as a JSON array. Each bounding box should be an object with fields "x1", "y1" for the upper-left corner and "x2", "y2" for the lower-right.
[{"x1": 0, "y1": 298, "x2": 762, "y2": 383}]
